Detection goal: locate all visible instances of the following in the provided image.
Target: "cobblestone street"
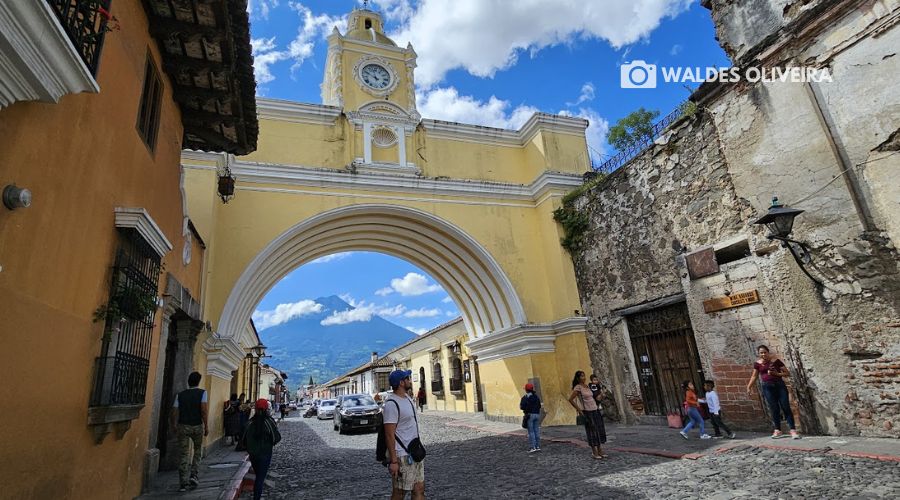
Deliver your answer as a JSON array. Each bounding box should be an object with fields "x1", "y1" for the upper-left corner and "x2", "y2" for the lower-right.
[{"x1": 252, "y1": 413, "x2": 900, "y2": 499}]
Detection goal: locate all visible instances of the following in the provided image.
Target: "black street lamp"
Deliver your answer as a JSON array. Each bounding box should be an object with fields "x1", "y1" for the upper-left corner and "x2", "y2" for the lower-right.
[
  {"x1": 753, "y1": 197, "x2": 804, "y2": 241},
  {"x1": 753, "y1": 196, "x2": 822, "y2": 286}
]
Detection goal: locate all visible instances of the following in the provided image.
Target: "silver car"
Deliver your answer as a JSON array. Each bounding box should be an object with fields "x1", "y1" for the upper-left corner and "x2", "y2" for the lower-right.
[{"x1": 317, "y1": 399, "x2": 338, "y2": 419}]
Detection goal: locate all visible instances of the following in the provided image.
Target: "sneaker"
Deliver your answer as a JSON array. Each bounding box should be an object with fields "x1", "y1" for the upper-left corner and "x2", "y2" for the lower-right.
[
  {"x1": 772, "y1": 430, "x2": 784, "y2": 439},
  {"x1": 700, "y1": 434, "x2": 712, "y2": 440},
  {"x1": 189, "y1": 476, "x2": 199, "y2": 489},
  {"x1": 729, "y1": 432, "x2": 737, "y2": 439},
  {"x1": 528, "y1": 448, "x2": 538, "y2": 453},
  {"x1": 535, "y1": 447, "x2": 541, "y2": 451},
  {"x1": 679, "y1": 431, "x2": 689, "y2": 440},
  {"x1": 178, "y1": 485, "x2": 188, "y2": 492},
  {"x1": 790, "y1": 430, "x2": 801, "y2": 440}
]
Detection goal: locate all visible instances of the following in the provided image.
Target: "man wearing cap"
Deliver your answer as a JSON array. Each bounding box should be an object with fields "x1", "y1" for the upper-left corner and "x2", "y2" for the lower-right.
[{"x1": 383, "y1": 369, "x2": 425, "y2": 500}]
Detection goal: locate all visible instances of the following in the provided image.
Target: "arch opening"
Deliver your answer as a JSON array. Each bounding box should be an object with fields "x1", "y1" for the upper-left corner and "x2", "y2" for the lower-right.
[{"x1": 217, "y1": 205, "x2": 526, "y2": 342}]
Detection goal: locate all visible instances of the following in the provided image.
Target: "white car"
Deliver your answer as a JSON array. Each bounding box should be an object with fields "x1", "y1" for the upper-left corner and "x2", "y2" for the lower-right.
[{"x1": 317, "y1": 399, "x2": 338, "y2": 419}]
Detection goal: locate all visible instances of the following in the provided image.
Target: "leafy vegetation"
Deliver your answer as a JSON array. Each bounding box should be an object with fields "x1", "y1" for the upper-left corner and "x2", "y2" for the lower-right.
[{"x1": 606, "y1": 107, "x2": 660, "y2": 151}]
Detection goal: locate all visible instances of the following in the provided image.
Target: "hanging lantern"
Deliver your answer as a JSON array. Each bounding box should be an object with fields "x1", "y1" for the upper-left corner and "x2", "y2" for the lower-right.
[{"x1": 218, "y1": 171, "x2": 235, "y2": 203}]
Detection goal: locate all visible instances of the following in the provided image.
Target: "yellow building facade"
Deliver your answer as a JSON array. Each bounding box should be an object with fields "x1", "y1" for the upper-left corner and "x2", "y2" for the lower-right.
[
  {"x1": 0, "y1": 1, "x2": 257, "y2": 497},
  {"x1": 184, "y1": 8, "x2": 594, "y2": 426}
]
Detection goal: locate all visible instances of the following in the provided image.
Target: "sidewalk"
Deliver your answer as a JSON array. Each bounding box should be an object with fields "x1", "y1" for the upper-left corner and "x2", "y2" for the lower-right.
[
  {"x1": 433, "y1": 410, "x2": 900, "y2": 462},
  {"x1": 137, "y1": 443, "x2": 250, "y2": 500}
]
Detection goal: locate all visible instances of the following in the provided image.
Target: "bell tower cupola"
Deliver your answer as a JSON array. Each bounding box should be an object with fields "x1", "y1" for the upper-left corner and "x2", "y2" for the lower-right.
[{"x1": 320, "y1": 4, "x2": 420, "y2": 175}]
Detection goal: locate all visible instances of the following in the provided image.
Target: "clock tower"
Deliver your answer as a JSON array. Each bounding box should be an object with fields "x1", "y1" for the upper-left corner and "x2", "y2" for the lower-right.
[{"x1": 321, "y1": 7, "x2": 420, "y2": 172}]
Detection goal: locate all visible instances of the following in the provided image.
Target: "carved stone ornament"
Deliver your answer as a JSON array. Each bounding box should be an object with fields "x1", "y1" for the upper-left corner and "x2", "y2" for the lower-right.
[{"x1": 352, "y1": 55, "x2": 400, "y2": 98}]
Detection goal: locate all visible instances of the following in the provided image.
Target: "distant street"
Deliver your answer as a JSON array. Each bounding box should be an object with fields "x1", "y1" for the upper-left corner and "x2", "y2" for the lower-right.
[{"x1": 253, "y1": 413, "x2": 900, "y2": 499}]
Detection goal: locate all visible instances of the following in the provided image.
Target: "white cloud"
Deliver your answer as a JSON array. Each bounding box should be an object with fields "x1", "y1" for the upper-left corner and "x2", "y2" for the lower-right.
[
  {"x1": 248, "y1": 0, "x2": 279, "y2": 20},
  {"x1": 252, "y1": 299, "x2": 323, "y2": 330},
  {"x1": 567, "y1": 82, "x2": 596, "y2": 107},
  {"x1": 670, "y1": 44, "x2": 684, "y2": 55},
  {"x1": 375, "y1": 287, "x2": 394, "y2": 297},
  {"x1": 371, "y1": 0, "x2": 414, "y2": 23},
  {"x1": 321, "y1": 305, "x2": 375, "y2": 325},
  {"x1": 441, "y1": 296, "x2": 453, "y2": 304},
  {"x1": 383, "y1": 272, "x2": 444, "y2": 296},
  {"x1": 387, "y1": 0, "x2": 694, "y2": 86},
  {"x1": 309, "y1": 252, "x2": 354, "y2": 264},
  {"x1": 248, "y1": 3, "x2": 346, "y2": 87},
  {"x1": 417, "y1": 87, "x2": 538, "y2": 130},
  {"x1": 338, "y1": 293, "x2": 360, "y2": 307},
  {"x1": 404, "y1": 308, "x2": 441, "y2": 318},
  {"x1": 321, "y1": 299, "x2": 406, "y2": 325},
  {"x1": 559, "y1": 107, "x2": 610, "y2": 162},
  {"x1": 406, "y1": 326, "x2": 429, "y2": 335},
  {"x1": 445, "y1": 311, "x2": 458, "y2": 317},
  {"x1": 377, "y1": 304, "x2": 407, "y2": 317}
]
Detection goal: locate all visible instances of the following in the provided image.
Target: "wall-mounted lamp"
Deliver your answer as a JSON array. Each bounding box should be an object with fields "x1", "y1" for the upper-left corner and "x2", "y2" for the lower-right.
[
  {"x1": 217, "y1": 173, "x2": 235, "y2": 203},
  {"x1": 753, "y1": 196, "x2": 822, "y2": 286},
  {"x1": 251, "y1": 342, "x2": 267, "y2": 357},
  {"x1": 3, "y1": 185, "x2": 32, "y2": 210}
]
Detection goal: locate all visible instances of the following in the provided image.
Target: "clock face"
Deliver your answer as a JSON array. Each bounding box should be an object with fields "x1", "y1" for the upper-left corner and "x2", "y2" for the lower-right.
[{"x1": 361, "y1": 63, "x2": 391, "y2": 89}]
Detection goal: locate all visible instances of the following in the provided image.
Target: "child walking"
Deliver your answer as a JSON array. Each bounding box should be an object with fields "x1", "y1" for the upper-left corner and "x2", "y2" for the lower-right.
[
  {"x1": 679, "y1": 380, "x2": 710, "y2": 440},
  {"x1": 700, "y1": 380, "x2": 735, "y2": 439}
]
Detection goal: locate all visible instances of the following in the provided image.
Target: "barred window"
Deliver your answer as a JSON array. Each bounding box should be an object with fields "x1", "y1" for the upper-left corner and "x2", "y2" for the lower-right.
[
  {"x1": 90, "y1": 229, "x2": 161, "y2": 408},
  {"x1": 376, "y1": 372, "x2": 389, "y2": 392}
]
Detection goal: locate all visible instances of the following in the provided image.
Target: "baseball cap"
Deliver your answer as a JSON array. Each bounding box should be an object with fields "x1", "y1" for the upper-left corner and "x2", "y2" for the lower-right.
[
  {"x1": 255, "y1": 398, "x2": 270, "y2": 410},
  {"x1": 389, "y1": 369, "x2": 412, "y2": 387},
  {"x1": 524, "y1": 383, "x2": 534, "y2": 391}
]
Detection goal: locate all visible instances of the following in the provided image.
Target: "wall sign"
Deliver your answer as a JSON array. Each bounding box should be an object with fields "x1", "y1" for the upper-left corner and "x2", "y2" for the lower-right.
[{"x1": 703, "y1": 289, "x2": 760, "y2": 313}]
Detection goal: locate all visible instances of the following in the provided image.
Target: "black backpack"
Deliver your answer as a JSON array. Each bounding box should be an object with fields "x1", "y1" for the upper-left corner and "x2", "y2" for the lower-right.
[{"x1": 375, "y1": 399, "x2": 400, "y2": 465}]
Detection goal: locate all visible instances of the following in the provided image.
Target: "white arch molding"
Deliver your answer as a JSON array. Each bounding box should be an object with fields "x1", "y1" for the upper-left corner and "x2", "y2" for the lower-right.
[{"x1": 217, "y1": 204, "x2": 527, "y2": 342}]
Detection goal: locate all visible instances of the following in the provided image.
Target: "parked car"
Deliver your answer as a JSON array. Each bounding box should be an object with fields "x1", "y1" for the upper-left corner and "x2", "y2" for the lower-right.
[
  {"x1": 334, "y1": 394, "x2": 382, "y2": 434},
  {"x1": 317, "y1": 399, "x2": 338, "y2": 420}
]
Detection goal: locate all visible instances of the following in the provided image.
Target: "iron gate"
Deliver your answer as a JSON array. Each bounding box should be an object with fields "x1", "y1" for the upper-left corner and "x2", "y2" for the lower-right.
[{"x1": 627, "y1": 302, "x2": 705, "y2": 416}]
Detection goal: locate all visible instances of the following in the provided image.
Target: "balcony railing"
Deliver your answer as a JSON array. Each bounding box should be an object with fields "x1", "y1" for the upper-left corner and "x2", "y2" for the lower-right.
[
  {"x1": 449, "y1": 378, "x2": 463, "y2": 392},
  {"x1": 431, "y1": 380, "x2": 443, "y2": 394},
  {"x1": 46, "y1": 0, "x2": 112, "y2": 75},
  {"x1": 592, "y1": 103, "x2": 688, "y2": 174}
]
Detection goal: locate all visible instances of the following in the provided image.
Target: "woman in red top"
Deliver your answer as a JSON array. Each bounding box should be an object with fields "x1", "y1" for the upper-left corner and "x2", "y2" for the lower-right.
[
  {"x1": 679, "y1": 380, "x2": 710, "y2": 439},
  {"x1": 747, "y1": 345, "x2": 800, "y2": 439}
]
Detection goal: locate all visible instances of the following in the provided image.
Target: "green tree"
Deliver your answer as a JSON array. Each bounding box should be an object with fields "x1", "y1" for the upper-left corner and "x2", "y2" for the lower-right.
[{"x1": 606, "y1": 107, "x2": 660, "y2": 151}]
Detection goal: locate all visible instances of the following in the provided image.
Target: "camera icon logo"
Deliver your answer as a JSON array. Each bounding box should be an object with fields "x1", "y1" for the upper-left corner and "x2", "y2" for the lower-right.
[{"x1": 621, "y1": 60, "x2": 657, "y2": 89}]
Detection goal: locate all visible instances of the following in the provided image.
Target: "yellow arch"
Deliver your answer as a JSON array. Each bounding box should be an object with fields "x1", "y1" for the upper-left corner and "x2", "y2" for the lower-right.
[{"x1": 217, "y1": 204, "x2": 527, "y2": 340}]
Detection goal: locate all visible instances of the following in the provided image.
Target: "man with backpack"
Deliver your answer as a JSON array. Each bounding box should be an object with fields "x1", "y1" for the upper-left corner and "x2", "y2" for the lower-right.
[
  {"x1": 382, "y1": 369, "x2": 425, "y2": 500},
  {"x1": 170, "y1": 371, "x2": 208, "y2": 492}
]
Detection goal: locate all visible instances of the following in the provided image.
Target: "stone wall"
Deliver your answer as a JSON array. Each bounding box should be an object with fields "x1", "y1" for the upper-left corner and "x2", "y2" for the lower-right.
[{"x1": 571, "y1": 0, "x2": 900, "y2": 436}]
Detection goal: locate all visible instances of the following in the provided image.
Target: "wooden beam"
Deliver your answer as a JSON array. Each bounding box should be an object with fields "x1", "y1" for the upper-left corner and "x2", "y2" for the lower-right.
[
  {"x1": 148, "y1": 16, "x2": 222, "y2": 39},
  {"x1": 162, "y1": 54, "x2": 226, "y2": 72}
]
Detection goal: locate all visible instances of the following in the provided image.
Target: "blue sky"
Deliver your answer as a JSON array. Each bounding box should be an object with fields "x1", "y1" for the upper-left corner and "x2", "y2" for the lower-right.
[{"x1": 248, "y1": 0, "x2": 732, "y2": 334}]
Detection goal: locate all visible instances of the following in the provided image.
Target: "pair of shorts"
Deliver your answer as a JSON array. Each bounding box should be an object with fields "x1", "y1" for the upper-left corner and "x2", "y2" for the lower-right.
[{"x1": 391, "y1": 457, "x2": 425, "y2": 491}]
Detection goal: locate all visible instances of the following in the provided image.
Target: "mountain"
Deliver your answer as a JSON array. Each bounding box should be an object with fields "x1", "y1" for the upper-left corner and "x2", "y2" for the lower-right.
[{"x1": 258, "y1": 295, "x2": 416, "y2": 388}]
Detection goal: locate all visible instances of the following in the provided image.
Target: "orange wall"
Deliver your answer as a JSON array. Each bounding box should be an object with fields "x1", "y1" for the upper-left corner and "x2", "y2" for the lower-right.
[{"x1": 0, "y1": 1, "x2": 204, "y2": 498}]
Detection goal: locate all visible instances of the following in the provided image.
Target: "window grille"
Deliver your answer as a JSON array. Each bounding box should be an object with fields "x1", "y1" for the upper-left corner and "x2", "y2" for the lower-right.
[
  {"x1": 376, "y1": 372, "x2": 389, "y2": 392},
  {"x1": 431, "y1": 363, "x2": 443, "y2": 393},
  {"x1": 90, "y1": 229, "x2": 161, "y2": 407},
  {"x1": 46, "y1": 0, "x2": 112, "y2": 76},
  {"x1": 449, "y1": 357, "x2": 463, "y2": 391}
]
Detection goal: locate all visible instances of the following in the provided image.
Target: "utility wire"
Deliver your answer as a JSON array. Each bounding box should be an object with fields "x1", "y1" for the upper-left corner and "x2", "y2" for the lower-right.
[{"x1": 791, "y1": 150, "x2": 899, "y2": 207}]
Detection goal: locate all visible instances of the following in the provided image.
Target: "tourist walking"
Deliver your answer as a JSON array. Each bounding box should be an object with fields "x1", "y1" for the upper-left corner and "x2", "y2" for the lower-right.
[
  {"x1": 243, "y1": 399, "x2": 282, "y2": 500},
  {"x1": 747, "y1": 345, "x2": 801, "y2": 439},
  {"x1": 223, "y1": 393, "x2": 242, "y2": 445},
  {"x1": 699, "y1": 380, "x2": 735, "y2": 439},
  {"x1": 170, "y1": 371, "x2": 209, "y2": 492},
  {"x1": 520, "y1": 383, "x2": 542, "y2": 452},
  {"x1": 417, "y1": 386, "x2": 426, "y2": 412},
  {"x1": 679, "y1": 380, "x2": 710, "y2": 440},
  {"x1": 384, "y1": 369, "x2": 426, "y2": 500},
  {"x1": 568, "y1": 370, "x2": 607, "y2": 459}
]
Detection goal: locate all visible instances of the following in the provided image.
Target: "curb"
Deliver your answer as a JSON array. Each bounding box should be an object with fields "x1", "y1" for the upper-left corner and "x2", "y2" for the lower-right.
[
  {"x1": 446, "y1": 419, "x2": 900, "y2": 463},
  {"x1": 217, "y1": 455, "x2": 252, "y2": 500}
]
